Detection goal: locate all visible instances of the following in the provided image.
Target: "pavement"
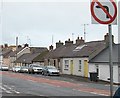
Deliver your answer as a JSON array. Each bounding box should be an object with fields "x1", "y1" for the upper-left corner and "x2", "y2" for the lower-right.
[{"x1": 60, "y1": 74, "x2": 120, "y2": 86}]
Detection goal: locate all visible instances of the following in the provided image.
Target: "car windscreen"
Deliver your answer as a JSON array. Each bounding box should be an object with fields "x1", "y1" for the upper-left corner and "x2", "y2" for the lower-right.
[
  {"x1": 33, "y1": 65, "x2": 41, "y2": 67},
  {"x1": 47, "y1": 66, "x2": 56, "y2": 69}
]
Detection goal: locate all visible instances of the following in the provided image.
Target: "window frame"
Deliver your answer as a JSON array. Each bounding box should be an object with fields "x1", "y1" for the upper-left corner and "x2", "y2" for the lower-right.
[{"x1": 64, "y1": 60, "x2": 69, "y2": 70}]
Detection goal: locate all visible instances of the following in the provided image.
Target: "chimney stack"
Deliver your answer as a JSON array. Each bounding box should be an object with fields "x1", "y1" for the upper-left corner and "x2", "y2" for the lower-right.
[
  {"x1": 24, "y1": 43, "x2": 29, "y2": 47},
  {"x1": 56, "y1": 40, "x2": 63, "y2": 48},
  {"x1": 49, "y1": 45, "x2": 53, "y2": 51},
  {"x1": 65, "y1": 38, "x2": 73, "y2": 46},
  {"x1": 76, "y1": 37, "x2": 85, "y2": 46},
  {"x1": 104, "y1": 33, "x2": 114, "y2": 46}
]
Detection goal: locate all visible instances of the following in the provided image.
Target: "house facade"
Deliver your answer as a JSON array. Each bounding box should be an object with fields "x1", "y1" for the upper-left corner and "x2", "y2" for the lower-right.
[
  {"x1": 9, "y1": 45, "x2": 31, "y2": 67},
  {"x1": 45, "y1": 33, "x2": 111, "y2": 77},
  {"x1": 1, "y1": 48, "x2": 13, "y2": 67},
  {"x1": 89, "y1": 44, "x2": 120, "y2": 84},
  {"x1": 61, "y1": 57, "x2": 89, "y2": 77},
  {"x1": 61, "y1": 40, "x2": 106, "y2": 77},
  {"x1": 15, "y1": 47, "x2": 48, "y2": 66}
]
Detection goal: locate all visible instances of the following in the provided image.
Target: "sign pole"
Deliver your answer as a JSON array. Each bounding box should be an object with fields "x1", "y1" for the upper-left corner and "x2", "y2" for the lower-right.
[
  {"x1": 108, "y1": 24, "x2": 113, "y2": 98},
  {"x1": 91, "y1": 0, "x2": 117, "y2": 97}
]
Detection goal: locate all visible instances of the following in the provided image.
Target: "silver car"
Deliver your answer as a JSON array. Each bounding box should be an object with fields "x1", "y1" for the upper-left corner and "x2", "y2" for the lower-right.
[
  {"x1": 28, "y1": 64, "x2": 44, "y2": 74},
  {"x1": 14, "y1": 66, "x2": 21, "y2": 72},
  {"x1": 42, "y1": 66, "x2": 60, "y2": 76},
  {"x1": 20, "y1": 66, "x2": 28, "y2": 73}
]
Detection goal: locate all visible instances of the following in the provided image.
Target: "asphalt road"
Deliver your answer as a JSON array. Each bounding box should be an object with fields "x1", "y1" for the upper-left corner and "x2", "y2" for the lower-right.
[{"x1": 0, "y1": 71, "x2": 118, "y2": 97}]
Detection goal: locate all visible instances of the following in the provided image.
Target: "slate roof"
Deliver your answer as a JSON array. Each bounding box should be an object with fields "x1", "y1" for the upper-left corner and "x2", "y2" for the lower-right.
[
  {"x1": 45, "y1": 45, "x2": 76, "y2": 59},
  {"x1": 16, "y1": 47, "x2": 48, "y2": 63},
  {"x1": 15, "y1": 53, "x2": 40, "y2": 63},
  {"x1": 33, "y1": 50, "x2": 49, "y2": 62},
  {"x1": 30, "y1": 47, "x2": 48, "y2": 53},
  {"x1": 8, "y1": 47, "x2": 25, "y2": 57},
  {"x1": 89, "y1": 44, "x2": 120, "y2": 63},
  {"x1": 1, "y1": 48, "x2": 13, "y2": 58},
  {"x1": 45, "y1": 40, "x2": 106, "y2": 59}
]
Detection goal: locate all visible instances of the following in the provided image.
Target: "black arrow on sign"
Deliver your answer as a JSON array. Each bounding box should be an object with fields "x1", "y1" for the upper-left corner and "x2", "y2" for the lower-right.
[{"x1": 96, "y1": 5, "x2": 109, "y2": 18}]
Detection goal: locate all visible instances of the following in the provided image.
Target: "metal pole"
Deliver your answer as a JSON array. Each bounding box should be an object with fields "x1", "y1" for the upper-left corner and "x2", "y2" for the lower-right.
[
  {"x1": 108, "y1": 24, "x2": 113, "y2": 98},
  {"x1": 15, "y1": 37, "x2": 18, "y2": 66},
  {"x1": 81, "y1": 24, "x2": 89, "y2": 42}
]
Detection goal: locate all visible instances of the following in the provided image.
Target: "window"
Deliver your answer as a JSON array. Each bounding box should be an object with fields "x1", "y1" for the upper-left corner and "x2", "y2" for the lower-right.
[
  {"x1": 79, "y1": 60, "x2": 82, "y2": 72},
  {"x1": 64, "y1": 60, "x2": 69, "y2": 70}
]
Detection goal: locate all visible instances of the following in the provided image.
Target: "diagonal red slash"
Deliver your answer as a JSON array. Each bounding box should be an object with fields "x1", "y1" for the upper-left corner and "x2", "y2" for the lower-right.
[
  {"x1": 91, "y1": 0, "x2": 117, "y2": 24},
  {"x1": 93, "y1": 0, "x2": 113, "y2": 20}
]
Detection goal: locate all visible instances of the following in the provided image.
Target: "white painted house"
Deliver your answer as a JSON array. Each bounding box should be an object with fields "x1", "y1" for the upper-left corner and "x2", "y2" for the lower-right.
[
  {"x1": 45, "y1": 33, "x2": 114, "y2": 78},
  {"x1": 61, "y1": 40, "x2": 106, "y2": 78},
  {"x1": 89, "y1": 44, "x2": 120, "y2": 84},
  {"x1": 61, "y1": 57, "x2": 89, "y2": 77}
]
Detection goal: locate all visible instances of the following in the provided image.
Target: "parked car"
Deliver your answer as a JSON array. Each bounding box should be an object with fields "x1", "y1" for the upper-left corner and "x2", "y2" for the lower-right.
[
  {"x1": 9, "y1": 67, "x2": 13, "y2": 71},
  {"x1": 14, "y1": 66, "x2": 21, "y2": 73},
  {"x1": 20, "y1": 66, "x2": 28, "y2": 73},
  {"x1": 28, "y1": 64, "x2": 44, "y2": 74},
  {"x1": 42, "y1": 65, "x2": 60, "y2": 76},
  {"x1": 113, "y1": 87, "x2": 120, "y2": 98},
  {"x1": 0, "y1": 65, "x2": 9, "y2": 71},
  {"x1": 12, "y1": 67, "x2": 15, "y2": 72}
]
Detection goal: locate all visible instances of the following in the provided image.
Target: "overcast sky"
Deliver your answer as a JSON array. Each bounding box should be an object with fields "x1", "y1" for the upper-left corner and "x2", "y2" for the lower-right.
[{"x1": 1, "y1": 0, "x2": 119, "y2": 48}]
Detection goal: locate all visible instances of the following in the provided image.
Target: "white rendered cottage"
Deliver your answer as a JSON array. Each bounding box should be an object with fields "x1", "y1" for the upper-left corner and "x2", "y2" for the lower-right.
[{"x1": 89, "y1": 44, "x2": 120, "y2": 84}]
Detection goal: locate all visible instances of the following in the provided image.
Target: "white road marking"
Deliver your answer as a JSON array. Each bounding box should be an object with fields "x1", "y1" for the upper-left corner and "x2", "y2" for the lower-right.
[
  {"x1": 90, "y1": 92, "x2": 109, "y2": 96},
  {"x1": 78, "y1": 89, "x2": 109, "y2": 96},
  {"x1": 105, "y1": 84, "x2": 118, "y2": 87},
  {"x1": 0, "y1": 85, "x2": 12, "y2": 93},
  {"x1": 3, "y1": 85, "x2": 20, "y2": 94}
]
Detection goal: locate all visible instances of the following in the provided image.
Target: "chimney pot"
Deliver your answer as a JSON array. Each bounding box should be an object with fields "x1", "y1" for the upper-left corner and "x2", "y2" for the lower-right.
[
  {"x1": 56, "y1": 40, "x2": 63, "y2": 48},
  {"x1": 24, "y1": 43, "x2": 29, "y2": 47},
  {"x1": 65, "y1": 38, "x2": 73, "y2": 46},
  {"x1": 104, "y1": 33, "x2": 114, "y2": 46},
  {"x1": 76, "y1": 37, "x2": 84, "y2": 46},
  {"x1": 49, "y1": 45, "x2": 53, "y2": 51}
]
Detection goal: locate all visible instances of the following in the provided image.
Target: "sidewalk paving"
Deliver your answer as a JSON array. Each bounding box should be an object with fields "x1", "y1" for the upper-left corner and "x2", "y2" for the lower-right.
[{"x1": 61, "y1": 74, "x2": 118, "y2": 86}]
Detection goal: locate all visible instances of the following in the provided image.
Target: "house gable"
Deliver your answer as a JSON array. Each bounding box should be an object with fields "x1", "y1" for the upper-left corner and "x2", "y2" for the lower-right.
[{"x1": 89, "y1": 44, "x2": 119, "y2": 64}]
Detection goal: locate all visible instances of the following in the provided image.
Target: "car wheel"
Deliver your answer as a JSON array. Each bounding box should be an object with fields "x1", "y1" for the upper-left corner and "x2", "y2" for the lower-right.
[
  {"x1": 46, "y1": 72, "x2": 49, "y2": 76},
  {"x1": 42, "y1": 72, "x2": 44, "y2": 75},
  {"x1": 32, "y1": 70, "x2": 34, "y2": 74},
  {"x1": 28, "y1": 71, "x2": 31, "y2": 74},
  {"x1": 44, "y1": 72, "x2": 47, "y2": 76}
]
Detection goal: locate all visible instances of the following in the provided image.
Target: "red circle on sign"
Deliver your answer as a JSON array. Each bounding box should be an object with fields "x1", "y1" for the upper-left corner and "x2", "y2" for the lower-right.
[{"x1": 91, "y1": 0, "x2": 117, "y2": 24}]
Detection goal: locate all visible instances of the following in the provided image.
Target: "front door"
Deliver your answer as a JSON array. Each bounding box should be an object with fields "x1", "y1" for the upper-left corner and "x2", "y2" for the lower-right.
[
  {"x1": 84, "y1": 60, "x2": 88, "y2": 77},
  {"x1": 70, "y1": 60, "x2": 73, "y2": 75}
]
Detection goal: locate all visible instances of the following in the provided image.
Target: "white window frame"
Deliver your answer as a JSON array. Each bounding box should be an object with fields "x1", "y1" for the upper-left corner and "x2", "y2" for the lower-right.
[{"x1": 64, "y1": 60, "x2": 69, "y2": 70}]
